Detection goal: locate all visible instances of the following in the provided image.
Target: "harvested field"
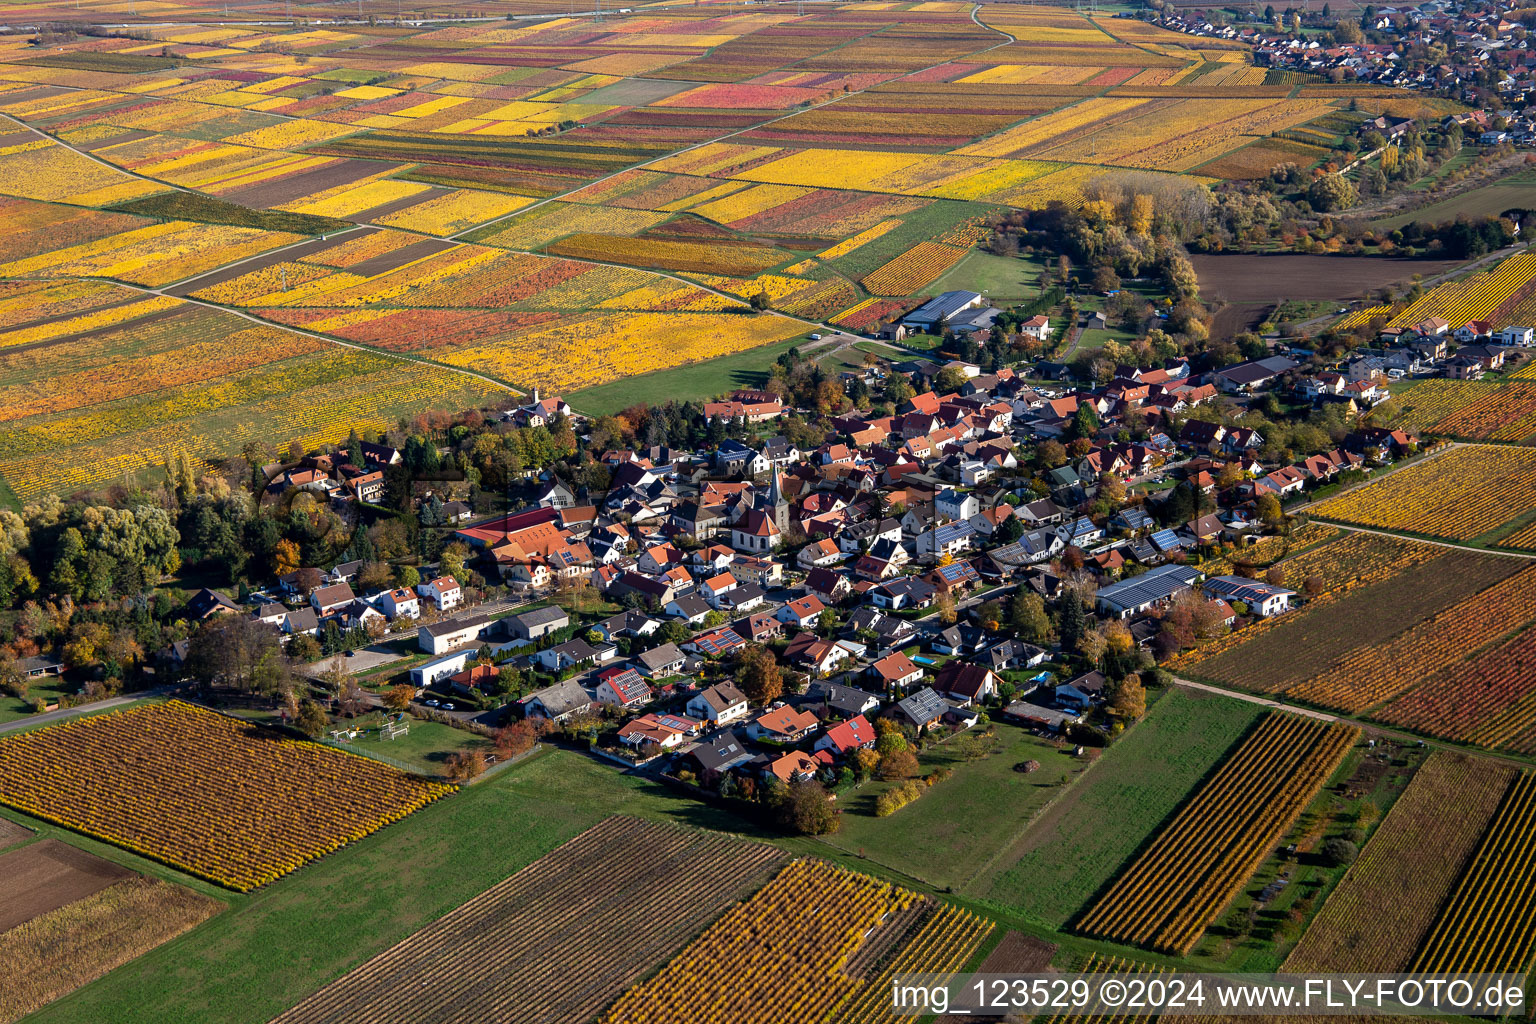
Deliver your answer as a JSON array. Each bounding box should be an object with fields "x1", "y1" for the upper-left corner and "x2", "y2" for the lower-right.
[
  {"x1": 1284, "y1": 753, "x2": 1515, "y2": 973},
  {"x1": 0, "y1": 876, "x2": 221, "y2": 1024},
  {"x1": 0, "y1": 839, "x2": 134, "y2": 932},
  {"x1": 271, "y1": 816, "x2": 785, "y2": 1024},
  {"x1": 1190, "y1": 253, "x2": 1460, "y2": 305},
  {"x1": 974, "y1": 930, "x2": 1058, "y2": 973},
  {"x1": 0, "y1": 816, "x2": 31, "y2": 851}
]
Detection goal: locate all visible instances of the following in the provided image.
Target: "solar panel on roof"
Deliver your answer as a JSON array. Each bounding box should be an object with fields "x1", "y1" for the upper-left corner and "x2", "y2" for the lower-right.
[{"x1": 1150, "y1": 528, "x2": 1180, "y2": 550}]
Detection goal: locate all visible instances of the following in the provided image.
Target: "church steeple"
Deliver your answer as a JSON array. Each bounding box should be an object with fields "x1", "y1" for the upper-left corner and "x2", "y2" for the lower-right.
[{"x1": 768, "y1": 467, "x2": 789, "y2": 535}]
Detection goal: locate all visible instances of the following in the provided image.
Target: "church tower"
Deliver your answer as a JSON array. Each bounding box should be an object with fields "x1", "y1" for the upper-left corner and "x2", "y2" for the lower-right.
[{"x1": 768, "y1": 467, "x2": 790, "y2": 535}]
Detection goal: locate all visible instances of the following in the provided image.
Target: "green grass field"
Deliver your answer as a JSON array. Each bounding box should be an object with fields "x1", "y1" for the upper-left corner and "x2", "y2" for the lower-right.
[
  {"x1": 567, "y1": 334, "x2": 810, "y2": 415},
  {"x1": 810, "y1": 725, "x2": 1080, "y2": 891},
  {"x1": 1375, "y1": 170, "x2": 1536, "y2": 230},
  {"x1": 0, "y1": 677, "x2": 78, "y2": 725},
  {"x1": 20, "y1": 747, "x2": 760, "y2": 1024},
  {"x1": 337, "y1": 718, "x2": 493, "y2": 779},
  {"x1": 976, "y1": 688, "x2": 1265, "y2": 927},
  {"x1": 927, "y1": 250, "x2": 1044, "y2": 303}
]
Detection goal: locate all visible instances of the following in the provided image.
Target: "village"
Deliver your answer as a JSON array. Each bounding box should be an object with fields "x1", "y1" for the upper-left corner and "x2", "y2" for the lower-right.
[{"x1": 151, "y1": 280, "x2": 1515, "y2": 825}]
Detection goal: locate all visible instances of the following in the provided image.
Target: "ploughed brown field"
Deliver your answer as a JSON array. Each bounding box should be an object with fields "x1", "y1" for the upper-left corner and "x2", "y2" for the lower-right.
[
  {"x1": 1194, "y1": 253, "x2": 1463, "y2": 338},
  {"x1": 0, "y1": 815, "x2": 31, "y2": 852},
  {"x1": 0, "y1": 839, "x2": 133, "y2": 931}
]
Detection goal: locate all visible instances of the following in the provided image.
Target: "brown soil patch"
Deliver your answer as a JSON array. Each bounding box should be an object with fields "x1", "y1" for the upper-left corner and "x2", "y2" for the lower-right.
[
  {"x1": 976, "y1": 930, "x2": 1059, "y2": 973},
  {"x1": 1191, "y1": 253, "x2": 1462, "y2": 304},
  {"x1": 350, "y1": 187, "x2": 445, "y2": 225},
  {"x1": 348, "y1": 236, "x2": 457, "y2": 275},
  {"x1": 933, "y1": 932, "x2": 1059, "y2": 1023},
  {"x1": 0, "y1": 839, "x2": 134, "y2": 932},
  {"x1": 223, "y1": 158, "x2": 401, "y2": 210},
  {"x1": 165, "y1": 229, "x2": 369, "y2": 297},
  {"x1": 0, "y1": 817, "x2": 31, "y2": 852}
]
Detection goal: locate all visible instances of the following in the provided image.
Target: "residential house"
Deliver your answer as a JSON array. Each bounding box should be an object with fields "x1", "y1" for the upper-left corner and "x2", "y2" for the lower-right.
[
  {"x1": 1095, "y1": 564, "x2": 1202, "y2": 618},
  {"x1": 776, "y1": 595, "x2": 825, "y2": 630},
  {"x1": 868, "y1": 650, "x2": 925, "y2": 691},
  {"x1": 523, "y1": 679, "x2": 594, "y2": 722},
  {"x1": 746, "y1": 705, "x2": 820, "y2": 744},
  {"x1": 686, "y1": 682, "x2": 750, "y2": 726},
  {"x1": 595, "y1": 666, "x2": 653, "y2": 708},
  {"x1": 416, "y1": 612, "x2": 497, "y2": 655},
  {"x1": 534, "y1": 638, "x2": 600, "y2": 673},
  {"x1": 310, "y1": 582, "x2": 355, "y2": 614},
  {"x1": 802, "y1": 681, "x2": 882, "y2": 719},
  {"x1": 1202, "y1": 575, "x2": 1297, "y2": 617},
  {"x1": 634, "y1": 642, "x2": 687, "y2": 679},
  {"x1": 812, "y1": 714, "x2": 876, "y2": 756},
  {"x1": 933, "y1": 662, "x2": 998, "y2": 705},
  {"x1": 417, "y1": 576, "x2": 463, "y2": 612},
  {"x1": 618, "y1": 713, "x2": 699, "y2": 750},
  {"x1": 1056, "y1": 671, "x2": 1106, "y2": 709},
  {"x1": 509, "y1": 605, "x2": 570, "y2": 641},
  {"x1": 379, "y1": 588, "x2": 420, "y2": 620}
]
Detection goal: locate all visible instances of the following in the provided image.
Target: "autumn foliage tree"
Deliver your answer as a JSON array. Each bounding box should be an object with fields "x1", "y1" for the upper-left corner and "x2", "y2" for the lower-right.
[
  {"x1": 773, "y1": 778, "x2": 838, "y2": 835},
  {"x1": 737, "y1": 645, "x2": 783, "y2": 704}
]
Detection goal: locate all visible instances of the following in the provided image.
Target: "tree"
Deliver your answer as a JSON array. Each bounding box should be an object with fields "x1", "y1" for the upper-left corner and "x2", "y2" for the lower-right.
[
  {"x1": 876, "y1": 748, "x2": 919, "y2": 780},
  {"x1": 185, "y1": 615, "x2": 291, "y2": 695},
  {"x1": 1256, "y1": 492, "x2": 1285, "y2": 529},
  {"x1": 774, "y1": 778, "x2": 839, "y2": 835},
  {"x1": 936, "y1": 593, "x2": 957, "y2": 625},
  {"x1": 1307, "y1": 173, "x2": 1357, "y2": 213},
  {"x1": 1071, "y1": 402, "x2": 1100, "y2": 440},
  {"x1": 294, "y1": 700, "x2": 329, "y2": 739},
  {"x1": 383, "y1": 684, "x2": 415, "y2": 712},
  {"x1": 444, "y1": 749, "x2": 487, "y2": 782},
  {"x1": 934, "y1": 366, "x2": 968, "y2": 394},
  {"x1": 273, "y1": 537, "x2": 301, "y2": 575},
  {"x1": 850, "y1": 747, "x2": 880, "y2": 779},
  {"x1": 1109, "y1": 673, "x2": 1147, "y2": 720},
  {"x1": 738, "y1": 645, "x2": 783, "y2": 704},
  {"x1": 1322, "y1": 837, "x2": 1359, "y2": 866},
  {"x1": 874, "y1": 718, "x2": 907, "y2": 754},
  {"x1": 1009, "y1": 591, "x2": 1050, "y2": 643},
  {"x1": 495, "y1": 719, "x2": 539, "y2": 758}
]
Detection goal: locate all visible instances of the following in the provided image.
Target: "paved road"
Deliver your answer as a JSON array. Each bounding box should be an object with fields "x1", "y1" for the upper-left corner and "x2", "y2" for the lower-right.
[{"x1": 0, "y1": 687, "x2": 173, "y2": 736}]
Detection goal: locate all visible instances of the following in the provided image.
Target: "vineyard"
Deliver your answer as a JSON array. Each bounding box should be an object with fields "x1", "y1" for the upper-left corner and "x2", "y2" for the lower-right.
[
  {"x1": 1037, "y1": 954, "x2": 1170, "y2": 1024},
  {"x1": 1284, "y1": 563, "x2": 1536, "y2": 714},
  {"x1": 0, "y1": 701, "x2": 452, "y2": 891},
  {"x1": 1384, "y1": 249, "x2": 1536, "y2": 330},
  {"x1": 1372, "y1": 622, "x2": 1536, "y2": 753},
  {"x1": 1309, "y1": 444, "x2": 1536, "y2": 541},
  {"x1": 1173, "y1": 534, "x2": 1465, "y2": 689},
  {"x1": 831, "y1": 902, "x2": 994, "y2": 1024},
  {"x1": 0, "y1": 0, "x2": 1367, "y2": 498},
  {"x1": 272, "y1": 816, "x2": 786, "y2": 1024},
  {"x1": 1284, "y1": 754, "x2": 1516, "y2": 973},
  {"x1": 599, "y1": 858, "x2": 989, "y2": 1024},
  {"x1": 1410, "y1": 772, "x2": 1536, "y2": 975},
  {"x1": 1074, "y1": 714, "x2": 1358, "y2": 956}
]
